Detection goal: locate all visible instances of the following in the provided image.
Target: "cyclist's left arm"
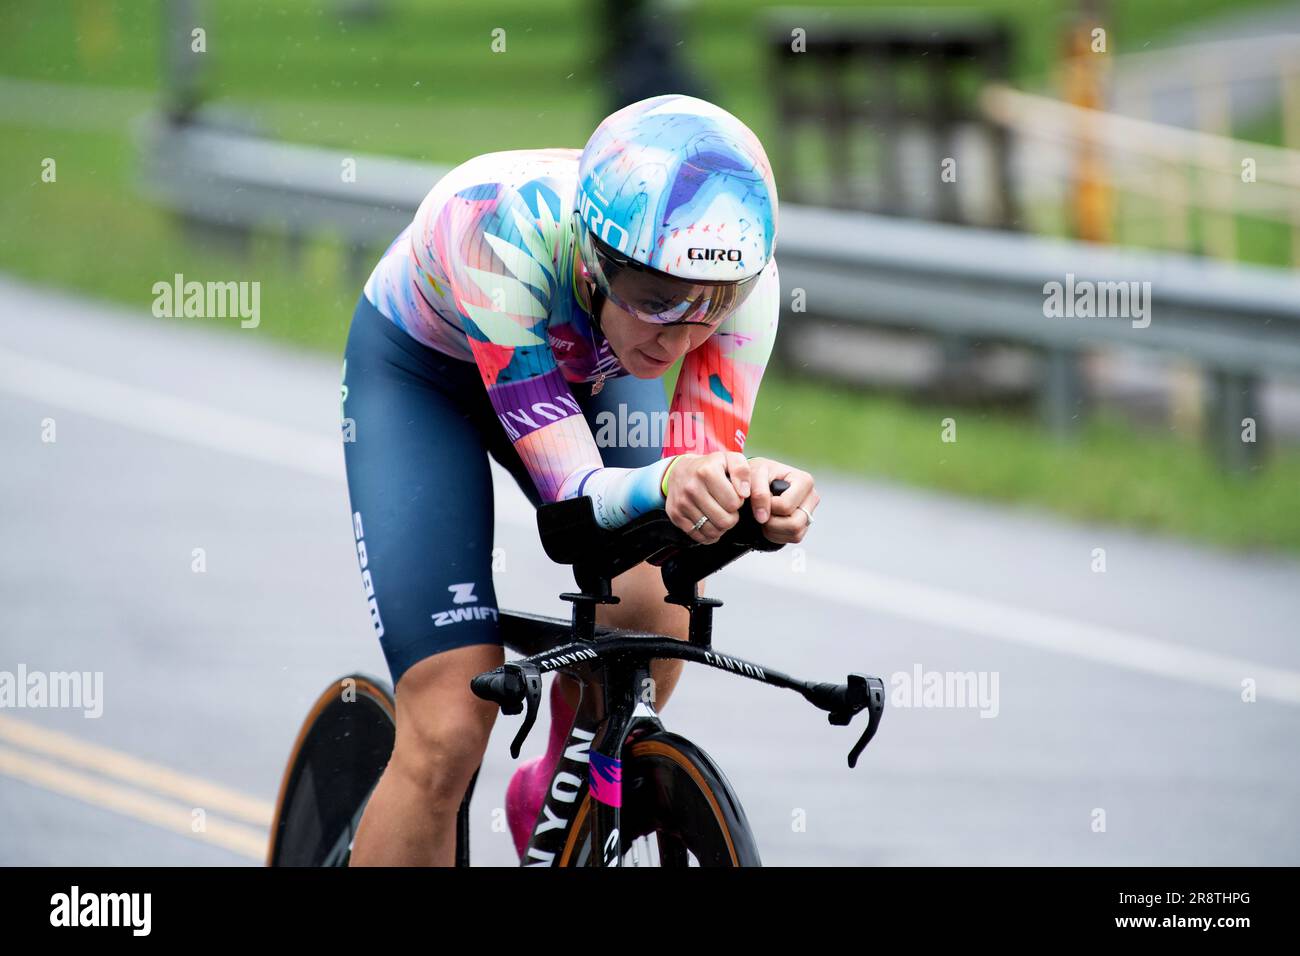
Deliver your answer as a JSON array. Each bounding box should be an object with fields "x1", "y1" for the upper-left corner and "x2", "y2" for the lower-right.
[
  {"x1": 661, "y1": 260, "x2": 818, "y2": 543},
  {"x1": 663, "y1": 258, "x2": 780, "y2": 461}
]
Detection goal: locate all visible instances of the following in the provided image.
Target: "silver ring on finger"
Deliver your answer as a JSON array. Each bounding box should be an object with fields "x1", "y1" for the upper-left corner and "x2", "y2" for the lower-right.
[
  {"x1": 691, "y1": 514, "x2": 710, "y2": 533},
  {"x1": 797, "y1": 505, "x2": 814, "y2": 526}
]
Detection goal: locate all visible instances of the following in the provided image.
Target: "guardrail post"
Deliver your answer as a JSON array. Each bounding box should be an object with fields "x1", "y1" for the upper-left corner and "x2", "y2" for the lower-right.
[
  {"x1": 1204, "y1": 369, "x2": 1262, "y2": 473},
  {"x1": 1038, "y1": 347, "x2": 1085, "y2": 437},
  {"x1": 163, "y1": 0, "x2": 205, "y2": 123},
  {"x1": 986, "y1": 28, "x2": 1017, "y2": 229},
  {"x1": 929, "y1": 58, "x2": 961, "y2": 224}
]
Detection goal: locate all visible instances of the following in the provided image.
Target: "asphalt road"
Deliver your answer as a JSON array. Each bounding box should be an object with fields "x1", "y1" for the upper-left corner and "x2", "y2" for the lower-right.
[{"x1": 1, "y1": 276, "x2": 1298, "y2": 866}]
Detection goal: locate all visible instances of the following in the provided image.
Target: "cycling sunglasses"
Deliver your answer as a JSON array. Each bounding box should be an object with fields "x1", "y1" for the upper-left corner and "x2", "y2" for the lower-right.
[{"x1": 576, "y1": 216, "x2": 762, "y2": 326}]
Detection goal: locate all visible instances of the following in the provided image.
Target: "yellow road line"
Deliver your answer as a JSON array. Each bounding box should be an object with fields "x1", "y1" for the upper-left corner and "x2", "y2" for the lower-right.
[
  {"x1": 0, "y1": 744, "x2": 267, "y2": 861},
  {"x1": 0, "y1": 714, "x2": 274, "y2": 826}
]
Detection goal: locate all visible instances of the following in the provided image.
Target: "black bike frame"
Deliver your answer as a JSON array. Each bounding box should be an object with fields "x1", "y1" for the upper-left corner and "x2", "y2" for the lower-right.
[{"x1": 493, "y1": 612, "x2": 883, "y2": 866}]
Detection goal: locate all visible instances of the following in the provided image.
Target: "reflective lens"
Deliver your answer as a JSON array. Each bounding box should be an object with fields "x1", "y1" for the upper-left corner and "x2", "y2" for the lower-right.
[{"x1": 577, "y1": 221, "x2": 761, "y2": 326}]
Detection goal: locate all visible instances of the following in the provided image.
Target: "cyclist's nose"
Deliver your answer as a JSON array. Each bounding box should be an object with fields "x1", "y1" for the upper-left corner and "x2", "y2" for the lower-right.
[{"x1": 656, "y1": 325, "x2": 694, "y2": 353}]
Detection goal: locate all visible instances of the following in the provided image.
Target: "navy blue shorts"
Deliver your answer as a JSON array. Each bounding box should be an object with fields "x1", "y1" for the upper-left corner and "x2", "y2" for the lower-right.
[{"x1": 340, "y1": 294, "x2": 667, "y2": 688}]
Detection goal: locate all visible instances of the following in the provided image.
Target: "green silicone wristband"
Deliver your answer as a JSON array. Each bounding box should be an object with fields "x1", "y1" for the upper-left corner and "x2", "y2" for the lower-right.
[{"x1": 660, "y1": 455, "x2": 682, "y2": 498}]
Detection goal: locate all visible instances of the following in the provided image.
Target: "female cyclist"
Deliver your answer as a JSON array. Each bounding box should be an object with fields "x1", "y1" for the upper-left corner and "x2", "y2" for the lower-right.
[{"x1": 340, "y1": 93, "x2": 820, "y2": 865}]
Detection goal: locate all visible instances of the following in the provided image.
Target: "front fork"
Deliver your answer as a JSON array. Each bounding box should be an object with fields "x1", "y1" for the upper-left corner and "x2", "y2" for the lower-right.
[
  {"x1": 586, "y1": 658, "x2": 651, "y2": 867},
  {"x1": 516, "y1": 657, "x2": 655, "y2": 867}
]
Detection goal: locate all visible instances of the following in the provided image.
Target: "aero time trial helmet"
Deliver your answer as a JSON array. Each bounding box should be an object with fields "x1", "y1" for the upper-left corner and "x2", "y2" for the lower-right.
[{"x1": 575, "y1": 94, "x2": 778, "y2": 327}]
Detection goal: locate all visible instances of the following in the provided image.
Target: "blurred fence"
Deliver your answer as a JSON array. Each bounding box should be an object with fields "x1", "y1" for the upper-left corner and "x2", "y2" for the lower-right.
[
  {"x1": 764, "y1": 8, "x2": 1017, "y2": 228},
  {"x1": 984, "y1": 85, "x2": 1300, "y2": 230},
  {"x1": 999, "y1": 33, "x2": 1300, "y2": 264}
]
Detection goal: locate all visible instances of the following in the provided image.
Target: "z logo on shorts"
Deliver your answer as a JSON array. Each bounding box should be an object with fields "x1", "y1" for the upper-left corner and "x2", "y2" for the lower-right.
[
  {"x1": 448, "y1": 582, "x2": 477, "y2": 605},
  {"x1": 432, "y1": 582, "x2": 500, "y2": 628}
]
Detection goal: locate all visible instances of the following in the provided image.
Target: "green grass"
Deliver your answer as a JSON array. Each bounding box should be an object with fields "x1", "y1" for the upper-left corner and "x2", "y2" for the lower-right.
[
  {"x1": 0, "y1": 0, "x2": 1281, "y2": 161},
  {"x1": 744, "y1": 376, "x2": 1300, "y2": 552},
  {"x1": 0, "y1": 123, "x2": 368, "y2": 350},
  {"x1": 2, "y1": 0, "x2": 1298, "y2": 552}
]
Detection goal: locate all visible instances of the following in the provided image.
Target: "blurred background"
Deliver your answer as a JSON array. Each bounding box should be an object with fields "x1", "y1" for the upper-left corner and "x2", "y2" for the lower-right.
[
  {"x1": 1, "y1": 0, "x2": 1299, "y2": 867},
  {"x1": 2, "y1": 0, "x2": 1299, "y2": 544}
]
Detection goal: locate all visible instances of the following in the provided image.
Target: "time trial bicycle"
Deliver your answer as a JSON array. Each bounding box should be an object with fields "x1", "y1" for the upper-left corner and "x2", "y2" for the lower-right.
[{"x1": 267, "y1": 480, "x2": 885, "y2": 866}]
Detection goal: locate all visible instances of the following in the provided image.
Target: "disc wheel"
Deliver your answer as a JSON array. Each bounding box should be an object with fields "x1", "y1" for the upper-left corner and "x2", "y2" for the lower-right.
[{"x1": 267, "y1": 675, "x2": 395, "y2": 867}]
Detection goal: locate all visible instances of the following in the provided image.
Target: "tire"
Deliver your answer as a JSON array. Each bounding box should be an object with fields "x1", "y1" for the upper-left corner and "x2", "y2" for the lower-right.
[
  {"x1": 558, "y1": 731, "x2": 761, "y2": 867},
  {"x1": 267, "y1": 675, "x2": 396, "y2": 867}
]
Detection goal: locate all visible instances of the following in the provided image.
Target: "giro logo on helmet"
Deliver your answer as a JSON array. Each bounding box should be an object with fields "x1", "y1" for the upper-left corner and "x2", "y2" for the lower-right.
[{"x1": 687, "y1": 248, "x2": 742, "y2": 262}]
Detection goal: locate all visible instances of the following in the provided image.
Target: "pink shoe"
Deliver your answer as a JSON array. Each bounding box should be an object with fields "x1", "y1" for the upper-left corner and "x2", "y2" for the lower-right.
[
  {"x1": 504, "y1": 678, "x2": 576, "y2": 859},
  {"x1": 505, "y1": 754, "x2": 550, "y2": 858}
]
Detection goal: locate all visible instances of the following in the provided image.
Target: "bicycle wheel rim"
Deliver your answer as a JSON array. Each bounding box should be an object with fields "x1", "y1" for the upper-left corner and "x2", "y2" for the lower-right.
[{"x1": 559, "y1": 735, "x2": 758, "y2": 867}]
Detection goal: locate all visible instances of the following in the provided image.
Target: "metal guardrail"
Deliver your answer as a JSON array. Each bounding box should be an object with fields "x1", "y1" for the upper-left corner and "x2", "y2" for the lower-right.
[
  {"x1": 137, "y1": 117, "x2": 1300, "y2": 470},
  {"x1": 139, "y1": 115, "x2": 441, "y2": 276},
  {"x1": 775, "y1": 201, "x2": 1300, "y2": 468}
]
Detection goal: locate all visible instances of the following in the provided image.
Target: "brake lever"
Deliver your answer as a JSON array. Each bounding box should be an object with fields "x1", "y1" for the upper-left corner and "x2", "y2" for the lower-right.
[
  {"x1": 827, "y1": 674, "x2": 886, "y2": 769},
  {"x1": 508, "y1": 662, "x2": 544, "y2": 759}
]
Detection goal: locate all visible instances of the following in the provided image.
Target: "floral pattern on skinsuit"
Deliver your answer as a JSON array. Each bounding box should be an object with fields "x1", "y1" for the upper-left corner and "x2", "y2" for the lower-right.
[{"x1": 363, "y1": 149, "x2": 779, "y2": 528}]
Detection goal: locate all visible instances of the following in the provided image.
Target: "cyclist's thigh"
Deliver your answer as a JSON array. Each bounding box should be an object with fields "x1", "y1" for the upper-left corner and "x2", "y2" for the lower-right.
[{"x1": 341, "y1": 294, "x2": 506, "y2": 697}]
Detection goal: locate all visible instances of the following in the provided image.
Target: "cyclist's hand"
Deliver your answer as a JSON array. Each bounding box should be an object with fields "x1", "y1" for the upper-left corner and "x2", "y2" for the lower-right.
[
  {"x1": 665, "y1": 451, "x2": 750, "y2": 544},
  {"x1": 745, "y1": 457, "x2": 818, "y2": 545}
]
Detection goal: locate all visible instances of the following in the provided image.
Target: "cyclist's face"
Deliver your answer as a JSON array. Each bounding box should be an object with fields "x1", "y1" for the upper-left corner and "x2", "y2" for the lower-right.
[{"x1": 599, "y1": 298, "x2": 713, "y2": 378}]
